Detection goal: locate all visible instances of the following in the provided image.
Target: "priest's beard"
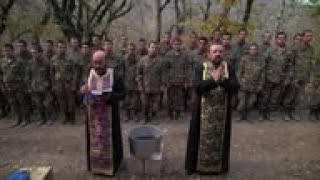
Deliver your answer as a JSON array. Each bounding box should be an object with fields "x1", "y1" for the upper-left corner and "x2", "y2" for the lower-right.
[
  {"x1": 211, "y1": 56, "x2": 222, "y2": 67},
  {"x1": 95, "y1": 67, "x2": 106, "y2": 76}
]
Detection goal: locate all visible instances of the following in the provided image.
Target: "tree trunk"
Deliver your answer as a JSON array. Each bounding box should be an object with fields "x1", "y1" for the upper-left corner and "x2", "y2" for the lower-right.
[
  {"x1": 243, "y1": 0, "x2": 254, "y2": 25},
  {"x1": 156, "y1": 0, "x2": 161, "y2": 42}
]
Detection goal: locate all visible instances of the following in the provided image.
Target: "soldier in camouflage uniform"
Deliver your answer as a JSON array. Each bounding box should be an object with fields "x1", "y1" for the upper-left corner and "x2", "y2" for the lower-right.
[
  {"x1": 51, "y1": 40, "x2": 78, "y2": 124},
  {"x1": 190, "y1": 36, "x2": 209, "y2": 74},
  {"x1": 68, "y1": 37, "x2": 85, "y2": 109},
  {"x1": 91, "y1": 35, "x2": 103, "y2": 52},
  {"x1": 257, "y1": 31, "x2": 272, "y2": 111},
  {"x1": 222, "y1": 32, "x2": 239, "y2": 109},
  {"x1": 238, "y1": 44, "x2": 266, "y2": 122},
  {"x1": 159, "y1": 32, "x2": 172, "y2": 57},
  {"x1": 26, "y1": 45, "x2": 53, "y2": 125},
  {"x1": 0, "y1": 44, "x2": 29, "y2": 126},
  {"x1": 187, "y1": 31, "x2": 198, "y2": 52},
  {"x1": 16, "y1": 40, "x2": 33, "y2": 123},
  {"x1": 296, "y1": 30, "x2": 318, "y2": 120},
  {"x1": 0, "y1": 54, "x2": 10, "y2": 118},
  {"x1": 307, "y1": 57, "x2": 320, "y2": 121},
  {"x1": 159, "y1": 32, "x2": 172, "y2": 109},
  {"x1": 210, "y1": 29, "x2": 222, "y2": 44},
  {"x1": 137, "y1": 42, "x2": 165, "y2": 123},
  {"x1": 103, "y1": 39, "x2": 125, "y2": 79},
  {"x1": 290, "y1": 30, "x2": 314, "y2": 115},
  {"x1": 259, "y1": 31, "x2": 272, "y2": 56},
  {"x1": 118, "y1": 34, "x2": 128, "y2": 57},
  {"x1": 44, "y1": 40, "x2": 55, "y2": 60},
  {"x1": 234, "y1": 28, "x2": 249, "y2": 65},
  {"x1": 291, "y1": 33, "x2": 303, "y2": 54},
  {"x1": 184, "y1": 31, "x2": 199, "y2": 111},
  {"x1": 222, "y1": 32, "x2": 238, "y2": 69},
  {"x1": 123, "y1": 43, "x2": 140, "y2": 121},
  {"x1": 80, "y1": 42, "x2": 92, "y2": 81},
  {"x1": 137, "y1": 38, "x2": 148, "y2": 57},
  {"x1": 261, "y1": 32, "x2": 295, "y2": 120},
  {"x1": 164, "y1": 38, "x2": 192, "y2": 120}
]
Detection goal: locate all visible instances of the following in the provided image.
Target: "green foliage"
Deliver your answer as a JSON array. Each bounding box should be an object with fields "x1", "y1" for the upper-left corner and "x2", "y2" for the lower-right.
[
  {"x1": 215, "y1": 0, "x2": 240, "y2": 7},
  {"x1": 183, "y1": 15, "x2": 258, "y2": 37}
]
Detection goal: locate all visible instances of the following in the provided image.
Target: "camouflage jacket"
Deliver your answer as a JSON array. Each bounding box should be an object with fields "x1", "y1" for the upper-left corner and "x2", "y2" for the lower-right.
[
  {"x1": 124, "y1": 54, "x2": 139, "y2": 91},
  {"x1": 26, "y1": 57, "x2": 51, "y2": 92},
  {"x1": 106, "y1": 52, "x2": 125, "y2": 79},
  {"x1": 137, "y1": 56, "x2": 165, "y2": 93},
  {"x1": 79, "y1": 54, "x2": 92, "y2": 84},
  {"x1": 159, "y1": 42, "x2": 171, "y2": 57},
  {"x1": 45, "y1": 50, "x2": 55, "y2": 61},
  {"x1": 259, "y1": 43, "x2": 272, "y2": 57},
  {"x1": 51, "y1": 54, "x2": 78, "y2": 91},
  {"x1": 224, "y1": 46, "x2": 239, "y2": 71},
  {"x1": 239, "y1": 54, "x2": 266, "y2": 92},
  {"x1": 164, "y1": 50, "x2": 192, "y2": 86},
  {"x1": 0, "y1": 57, "x2": 25, "y2": 91},
  {"x1": 293, "y1": 44, "x2": 314, "y2": 83},
  {"x1": 265, "y1": 48, "x2": 294, "y2": 84}
]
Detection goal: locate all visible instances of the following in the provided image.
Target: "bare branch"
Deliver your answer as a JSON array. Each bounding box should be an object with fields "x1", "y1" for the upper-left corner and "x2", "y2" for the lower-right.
[{"x1": 160, "y1": 0, "x2": 171, "y2": 12}]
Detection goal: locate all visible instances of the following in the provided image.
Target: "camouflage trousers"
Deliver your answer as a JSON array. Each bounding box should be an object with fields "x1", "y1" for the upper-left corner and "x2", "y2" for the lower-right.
[
  {"x1": 237, "y1": 91, "x2": 258, "y2": 116},
  {"x1": 55, "y1": 90, "x2": 76, "y2": 113},
  {"x1": 260, "y1": 82, "x2": 282, "y2": 112},
  {"x1": 123, "y1": 90, "x2": 141, "y2": 112},
  {"x1": 183, "y1": 88, "x2": 192, "y2": 111},
  {"x1": 5, "y1": 90, "x2": 30, "y2": 122},
  {"x1": 0, "y1": 88, "x2": 9, "y2": 115},
  {"x1": 142, "y1": 93, "x2": 160, "y2": 114},
  {"x1": 280, "y1": 84, "x2": 298, "y2": 111},
  {"x1": 306, "y1": 82, "x2": 320, "y2": 111},
  {"x1": 167, "y1": 85, "x2": 184, "y2": 113},
  {"x1": 31, "y1": 92, "x2": 53, "y2": 120}
]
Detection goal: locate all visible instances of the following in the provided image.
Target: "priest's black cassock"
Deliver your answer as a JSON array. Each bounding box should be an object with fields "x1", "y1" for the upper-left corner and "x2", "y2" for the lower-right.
[{"x1": 185, "y1": 60, "x2": 239, "y2": 175}]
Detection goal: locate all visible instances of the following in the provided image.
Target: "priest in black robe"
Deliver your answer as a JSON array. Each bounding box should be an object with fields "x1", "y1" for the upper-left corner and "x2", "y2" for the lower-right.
[
  {"x1": 80, "y1": 50, "x2": 126, "y2": 176},
  {"x1": 185, "y1": 43, "x2": 239, "y2": 175}
]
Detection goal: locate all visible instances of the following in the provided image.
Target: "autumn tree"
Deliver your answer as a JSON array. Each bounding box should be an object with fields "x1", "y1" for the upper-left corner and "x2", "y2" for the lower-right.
[
  {"x1": 155, "y1": 0, "x2": 171, "y2": 42},
  {"x1": 0, "y1": 0, "x2": 17, "y2": 35},
  {"x1": 44, "y1": 0, "x2": 134, "y2": 38}
]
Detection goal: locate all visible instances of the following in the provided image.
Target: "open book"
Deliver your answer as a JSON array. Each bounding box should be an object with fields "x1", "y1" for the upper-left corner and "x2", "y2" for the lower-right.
[{"x1": 88, "y1": 68, "x2": 114, "y2": 95}]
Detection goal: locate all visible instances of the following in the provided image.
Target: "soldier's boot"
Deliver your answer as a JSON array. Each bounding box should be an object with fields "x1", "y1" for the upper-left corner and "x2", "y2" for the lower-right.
[
  {"x1": 237, "y1": 110, "x2": 246, "y2": 122},
  {"x1": 0, "y1": 105, "x2": 7, "y2": 118},
  {"x1": 63, "y1": 112, "x2": 70, "y2": 124},
  {"x1": 169, "y1": 110, "x2": 174, "y2": 120},
  {"x1": 21, "y1": 116, "x2": 31, "y2": 127},
  {"x1": 2, "y1": 105, "x2": 10, "y2": 118},
  {"x1": 151, "y1": 112, "x2": 156, "y2": 118},
  {"x1": 315, "y1": 110, "x2": 320, "y2": 121},
  {"x1": 175, "y1": 110, "x2": 180, "y2": 120},
  {"x1": 308, "y1": 110, "x2": 317, "y2": 121},
  {"x1": 239, "y1": 111, "x2": 247, "y2": 122},
  {"x1": 38, "y1": 111, "x2": 47, "y2": 126},
  {"x1": 260, "y1": 110, "x2": 270, "y2": 121},
  {"x1": 144, "y1": 112, "x2": 150, "y2": 124},
  {"x1": 134, "y1": 110, "x2": 140, "y2": 122},
  {"x1": 70, "y1": 111, "x2": 76, "y2": 125},
  {"x1": 125, "y1": 110, "x2": 132, "y2": 122},
  {"x1": 288, "y1": 110, "x2": 296, "y2": 121},
  {"x1": 46, "y1": 112, "x2": 54, "y2": 126},
  {"x1": 12, "y1": 116, "x2": 23, "y2": 127},
  {"x1": 283, "y1": 109, "x2": 295, "y2": 121}
]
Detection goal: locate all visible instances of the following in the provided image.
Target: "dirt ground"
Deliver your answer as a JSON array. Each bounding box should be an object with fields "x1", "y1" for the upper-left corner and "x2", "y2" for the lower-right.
[{"x1": 1, "y1": 111, "x2": 320, "y2": 180}]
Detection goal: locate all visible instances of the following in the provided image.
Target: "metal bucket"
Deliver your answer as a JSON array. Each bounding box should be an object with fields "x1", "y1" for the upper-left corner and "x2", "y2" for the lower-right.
[{"x1": 129, "y1": 126, "x2": 162, "y2": 160}]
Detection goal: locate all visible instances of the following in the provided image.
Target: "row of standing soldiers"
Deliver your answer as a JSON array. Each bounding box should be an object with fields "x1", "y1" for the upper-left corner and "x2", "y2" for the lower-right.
[{"x1": 0, "y1": 28, "x2": 318, "y2": 126}]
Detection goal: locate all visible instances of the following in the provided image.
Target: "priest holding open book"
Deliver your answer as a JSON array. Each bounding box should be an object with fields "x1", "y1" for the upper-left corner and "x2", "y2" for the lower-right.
[{"x1": 80, "y1": 50, "x2": 126, "y2": 176}]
